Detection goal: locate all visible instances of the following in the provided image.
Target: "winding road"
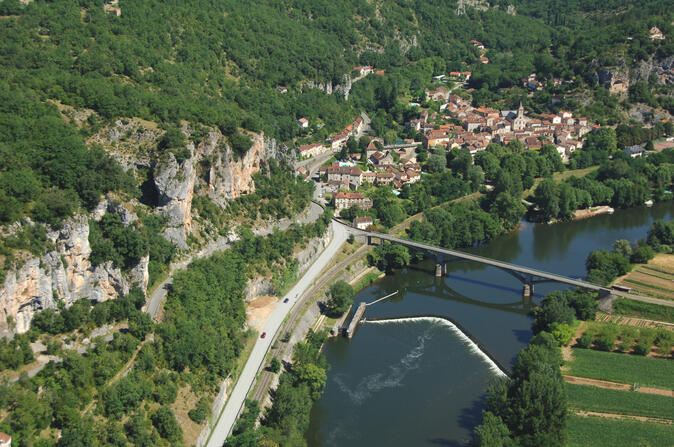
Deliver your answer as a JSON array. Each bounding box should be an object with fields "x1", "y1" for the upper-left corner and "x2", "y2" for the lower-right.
[
  {"x1": 206, "y1": 221, "x2": 348, "y2": 446},
  {"x1": 145, "y1": 201, "x2": 325, "y2": 321}
]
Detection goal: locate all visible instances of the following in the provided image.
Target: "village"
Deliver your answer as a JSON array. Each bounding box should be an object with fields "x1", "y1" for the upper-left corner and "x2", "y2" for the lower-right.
[{"x1": 294, "y1": 64, "x2": 597, "y2": 220}]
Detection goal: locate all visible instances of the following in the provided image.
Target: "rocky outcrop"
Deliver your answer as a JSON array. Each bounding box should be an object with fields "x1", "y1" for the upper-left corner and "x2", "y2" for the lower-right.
[
  {"x1": 243, "y1": 225, "x2": 332, "y2": 302},
  {"x1": 295, "y1": 225, "x2": 332, "y2": 274},
  {"x1": 204, "y1": 132, "x2": 287, "y2": 205},
  {"x1": 595, "y1": 64, "x2": 630, "y2": 93},
  {"x1": 1, "y1": 124, "x2": 291, "y2": 336},
  {"x1": 593, "y1": 54, "x2": 674, "y2": 93},
  {"x1": 0, "y1": 215, "x2": 149, "y2": 336},
  {"x1": 634, "y1": 55, "x2": 674, "y2": 85},
  {"x1": 154, "y1": 146, "x2": 196, "y2": 249},
  {"x1": 305, "y1": 74, "x2": 353, "y2": 99}
]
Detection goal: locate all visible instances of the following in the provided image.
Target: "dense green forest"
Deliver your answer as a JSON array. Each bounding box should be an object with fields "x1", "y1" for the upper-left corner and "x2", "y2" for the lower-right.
[
  {"x1": 0, "y1": 209, "x2": 332, "y2": 446},
  {"x1": 0, "y1": 0, "x2": 672, "y2": 232}
]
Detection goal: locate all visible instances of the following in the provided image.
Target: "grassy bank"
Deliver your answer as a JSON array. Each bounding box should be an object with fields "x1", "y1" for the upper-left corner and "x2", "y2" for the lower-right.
[
  {"x1": 567, "y1": 414, "x2": 674, "y2": 447},
  {"x1": 613, "y1": 298, "x2": 674, "y2": 324},
  {"x1": 567, "y1": 348, "x2": 674, "y2": 389},
  {"x1": 566, "y1": 383, "x2": 674, "y2": 420}
]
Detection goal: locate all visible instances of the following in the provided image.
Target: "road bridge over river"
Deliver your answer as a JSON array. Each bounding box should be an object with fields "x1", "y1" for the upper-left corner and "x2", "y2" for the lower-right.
[{"x1": 340, "y1": 223, "x2": 674, "y2": 308}]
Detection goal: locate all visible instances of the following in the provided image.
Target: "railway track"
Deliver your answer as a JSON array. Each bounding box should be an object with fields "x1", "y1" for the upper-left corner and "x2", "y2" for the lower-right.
[{"x1": 250, "y1": 244, "x2": 369, "y2": 404}]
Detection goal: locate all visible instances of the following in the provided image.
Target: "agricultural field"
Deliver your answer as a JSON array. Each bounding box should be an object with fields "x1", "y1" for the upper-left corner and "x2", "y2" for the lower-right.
[
  {"x1": 614, "y1": 254, "x2": 674, "y2": 302},
  {"x1": 566, "y1": 348, "x2": 674, "y2": 389},
  {"x1": 613, "y1": 299, "x2": 674, "y2": 324},
  {"x1": 567, "y1": 414, "x2": 674, "y2": 447},
  {"x1": 565, "y1": 383, "x2": 674, "y2": 420},
  {"x1": 565, "y1": 326, "x2": 674, "y2": 446}
]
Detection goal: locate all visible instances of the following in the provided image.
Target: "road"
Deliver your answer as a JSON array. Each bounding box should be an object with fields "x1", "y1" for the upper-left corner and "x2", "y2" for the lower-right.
[
  {"x1": 206, "y1": 221, "x2": 348, "y2": 447},
  {"x1": 146, "y1": 201, "x2": 325, "y2": 320},
  {"x1": 250, "y1": 242, "x2": 370, "y2": 404}
]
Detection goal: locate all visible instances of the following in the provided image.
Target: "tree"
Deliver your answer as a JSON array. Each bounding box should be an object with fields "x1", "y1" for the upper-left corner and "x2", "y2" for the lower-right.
[
  {"x1": 370, "y1": 243, "x2": 411, "y2": 273},
  {"x1": 532, "y1": 293, "x2": 575, "y2": 333},
  {"x1": 426, "y1": 153, "x2": 446, "y2": 173},
  {"x1": 293, "y1": 363, "x2": 327, "y2": 400},
  {"x1": 534, "y1": 178, "x2": 560, "y2": 221},
  {"x1": 467, "y1": 165, "x2": 485, "y2": 191},
  {"x1": 151, "y1": 406, "x2": 182, "y2": 443},
  {"x1": 269, "y1": 357, "x2": 281, "y2": 373},
  {"x1": 473, "y1": 411, "x2": 513, "y2": 447},
  {"x1": 612, "y1": 239, "x2": 632, "y2": 258},
  {"x1": 474, "y1": 151, "x2": 500, "y2": 180},
  {"x1": 158, "y1": 127, "x2": 185, "y2": 150},
  {"x1": 326, "y1": 280, "x2": 354, "y2": 316},
  {"x1": 490, "y1": 192, "x2": 525, "y2": 229},
  {"x1": 506, "y1": 363, "x2": 567, "y2": 447}
]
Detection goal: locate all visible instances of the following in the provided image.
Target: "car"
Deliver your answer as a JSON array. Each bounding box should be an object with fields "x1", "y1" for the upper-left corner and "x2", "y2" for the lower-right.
[
  {"x1": 283, "y1": 298, "x2": 289, "y2": 303},
  {"x1": 260, "y1": 332, "x2": 266, "y2": 339}
]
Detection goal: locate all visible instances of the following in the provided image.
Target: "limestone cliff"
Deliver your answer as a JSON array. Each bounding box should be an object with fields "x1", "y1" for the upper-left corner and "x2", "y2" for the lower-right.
[
  {"x1": 1, "y1": 124, "x2": 289, "y2": 337},
  {"x1": 0, "y1": 215, "x2": 148, "y2": 336},
  {"x1": 204, "y1": 132, "x2": 284, "y2": 205},
  {"x1": 154, "y1": 146, "x2": 196, "y2": 250}
]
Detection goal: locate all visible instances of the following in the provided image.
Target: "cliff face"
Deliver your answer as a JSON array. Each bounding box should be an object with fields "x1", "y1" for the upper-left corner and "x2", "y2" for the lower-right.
[
  {"x1": 204, "y1": 132, "x2": 283, "y2": 205},
  {"x1": 154, "y1": 146, "x2": 197, "y2": 250},
  {"x1": 1, "y1": 126, "x2": 290, "y2": 337},
  {"x1": 0, "y1": 215, "x2": 149, "y2": 336}
]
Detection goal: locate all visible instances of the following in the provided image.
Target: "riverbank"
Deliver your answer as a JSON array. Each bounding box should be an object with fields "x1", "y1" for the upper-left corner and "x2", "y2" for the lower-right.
[{"x1": 307, "y1": 200, "x2": 674, "y2": 446}]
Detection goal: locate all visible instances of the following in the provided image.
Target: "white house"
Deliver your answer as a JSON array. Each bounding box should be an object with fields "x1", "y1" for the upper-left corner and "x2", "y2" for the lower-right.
[{"x1": 353, "y1": 216, "x2": 373, "y2": 230}]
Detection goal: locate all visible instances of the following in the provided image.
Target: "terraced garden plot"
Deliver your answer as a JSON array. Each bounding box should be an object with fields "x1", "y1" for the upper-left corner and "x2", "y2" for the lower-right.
[
  {"x1": 615, "y1": 268, "x2": 674, "y2": 302},
  {"x1": 566, "y1": 348, "x2": 674, "y2": 389},
  {"x1": 567, "y1": 414, "x2": 674, "y2": 447},
  {"x1": 566, "y1": 383, "x2": 674, "y2": 420}
]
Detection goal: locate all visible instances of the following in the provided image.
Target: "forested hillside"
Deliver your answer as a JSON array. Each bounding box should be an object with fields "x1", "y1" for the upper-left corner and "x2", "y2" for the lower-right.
[{"x1": 0, "y1": 0, "x2": 673, "y2": 445}]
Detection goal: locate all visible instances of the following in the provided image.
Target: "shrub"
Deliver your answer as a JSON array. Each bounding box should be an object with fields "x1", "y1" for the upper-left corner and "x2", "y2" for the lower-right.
[
  {"x1": 188, "y1": 397, "x2": 211, "y2": 424},
  {"x1": 576, "y1": 332, "x2": 594, "y2": 349},
  {"x1": 550, "y1": 322, "x2": 575, "y2": 346},
  {"x1": 269, "y1": 357, "x2": 281, "y2": 373},
  {"x1": 633, "y1": 341, "x2": 651, "y2": 356},
  {"x1": 594, "y1": 325, "x2": 619, "y2": 352},
  {"x1": 151, "y1": 406, "x2": 182, "y2": 443}
]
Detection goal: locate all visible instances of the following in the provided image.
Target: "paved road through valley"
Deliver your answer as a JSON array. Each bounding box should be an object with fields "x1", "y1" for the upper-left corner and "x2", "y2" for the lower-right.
[{"x1": 206, "y1": 221, "x2": 348, "y2": 446}]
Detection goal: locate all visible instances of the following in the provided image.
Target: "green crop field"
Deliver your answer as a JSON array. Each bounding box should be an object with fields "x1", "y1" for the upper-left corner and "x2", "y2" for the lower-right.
[
  {"x1": 613, "y1": 298, "x2": 674, "y2": 323},
  {"x1": 565, "y1": 383, "x2": 674, "y2": 420},
  {"x1": 567, "y1": 414, "x2": 674, "y2": 447},
  {"x1": 567, "y1": 349, "x2": 674, "y2": 389}
]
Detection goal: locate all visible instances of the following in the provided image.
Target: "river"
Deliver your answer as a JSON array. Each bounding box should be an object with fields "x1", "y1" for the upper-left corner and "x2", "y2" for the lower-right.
[{"x1": 305, "y1": 201, "x2": 674, "y2": 446}]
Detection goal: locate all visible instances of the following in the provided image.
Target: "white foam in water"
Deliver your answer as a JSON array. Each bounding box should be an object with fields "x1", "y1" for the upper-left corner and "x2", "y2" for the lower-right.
[
  {"x1": 333, "y1": 331, "x2": 431, "y2": 405},
  {"x1": 366, "y1": 317, "x2": 508, "y2": 378}
]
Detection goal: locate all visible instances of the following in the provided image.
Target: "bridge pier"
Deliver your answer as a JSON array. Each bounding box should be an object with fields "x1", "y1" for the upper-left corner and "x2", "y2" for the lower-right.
[
  {"x1": 522, "y1": 283, "x2": 533, "y2": 298},
  {"x1": 435, "y1": 254, "x2": 448, "y2": 277}
]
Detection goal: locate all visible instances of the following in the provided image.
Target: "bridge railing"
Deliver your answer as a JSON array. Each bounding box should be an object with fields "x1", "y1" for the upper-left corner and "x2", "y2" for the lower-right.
[{"x1": 358, "y1": 229, "x2": 605, "y2": 290}]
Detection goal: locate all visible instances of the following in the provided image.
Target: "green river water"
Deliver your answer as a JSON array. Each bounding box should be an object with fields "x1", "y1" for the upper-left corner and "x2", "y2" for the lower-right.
[{"x1": 305, "y1": 201, "x2": 674, "y2": 446}]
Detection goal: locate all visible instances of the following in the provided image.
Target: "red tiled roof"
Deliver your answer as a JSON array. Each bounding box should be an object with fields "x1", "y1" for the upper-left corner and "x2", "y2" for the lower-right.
[{"x1": 335, "y1": 192, "x2": 365, "y2": 199}]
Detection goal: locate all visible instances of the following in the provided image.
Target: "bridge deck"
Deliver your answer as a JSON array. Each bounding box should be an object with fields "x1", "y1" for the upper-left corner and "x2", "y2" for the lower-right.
[
  {"x1": 353, "y1": 228, "x2": 674, "y2": 307},
  {"x1": 363, "y1": 231, "x2": 601, "y2": 288}
]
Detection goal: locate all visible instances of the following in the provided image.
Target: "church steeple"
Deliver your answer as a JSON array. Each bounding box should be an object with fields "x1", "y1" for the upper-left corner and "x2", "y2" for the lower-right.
[{"x1": 518, "y1": 101, "x2": 524, "y2": 117}]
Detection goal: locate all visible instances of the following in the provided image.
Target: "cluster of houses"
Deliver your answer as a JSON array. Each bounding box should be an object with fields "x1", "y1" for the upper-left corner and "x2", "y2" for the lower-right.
[
  {"x1": 412, "y1": 92, "x2": 594, "y2": 158},
  {"x1": 319, "y1": 153, "x2": 422, "y2": 192},
  {"x1": 297, "y1": 116, "x2": 366, "y2": 158}
]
